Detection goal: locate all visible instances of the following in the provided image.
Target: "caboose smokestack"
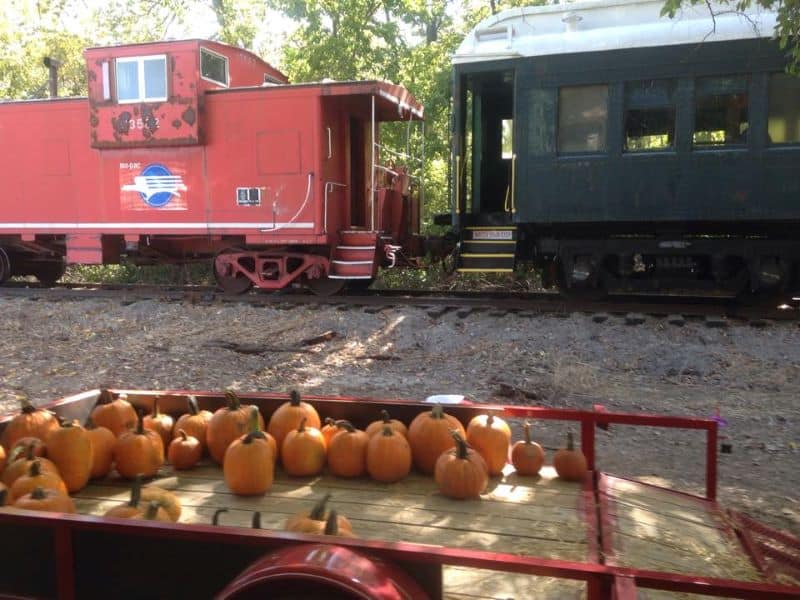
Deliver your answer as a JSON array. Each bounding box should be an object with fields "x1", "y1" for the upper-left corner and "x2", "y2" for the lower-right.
[{"x1": 43, "y1": 57, "x2": 62, "y2": 98}]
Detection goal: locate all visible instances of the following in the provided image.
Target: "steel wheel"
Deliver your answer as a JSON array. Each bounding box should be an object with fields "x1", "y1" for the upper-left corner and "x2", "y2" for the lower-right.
[
  {"x1": 213, "y1": 249, "x2": 254, "y2": 295},
  {"x1": 33, "y1": 259, "x2": 66, "y2": 286},
  {"x1": 0, "y1": 248, "x2": 10, "y2": 283},
  {"x1": 306, "y1": 275, "x2": 345, "y2": 296}
]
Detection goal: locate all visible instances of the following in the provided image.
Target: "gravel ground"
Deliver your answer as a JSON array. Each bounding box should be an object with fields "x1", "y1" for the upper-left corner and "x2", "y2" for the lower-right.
[{"x1": 1, "y1": 295, "x2": 798, "y2": 537}]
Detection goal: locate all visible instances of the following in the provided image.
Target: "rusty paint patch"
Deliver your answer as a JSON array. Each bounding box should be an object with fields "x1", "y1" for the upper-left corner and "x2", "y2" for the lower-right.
[
  {"x1": 90, "y1": 114, "x2": 99, "y2": 127},
  {"x1": 87, "y1": 69, "x2": 97, "y2": 82},
  {"x1": 113, "y1": 112, "x2": 132, "y2": 135},
  {"x1": 172, "y1": 119, "x2": 182, "y2": 129},
  {"x1": 182, "y1": 106, "x2": 196, "y2": 126}
]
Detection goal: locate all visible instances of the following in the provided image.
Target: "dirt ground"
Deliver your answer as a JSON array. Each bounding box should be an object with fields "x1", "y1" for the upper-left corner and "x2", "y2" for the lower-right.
[{"x1": 1, "y1": 295, "x2": 798, "y2": 537}]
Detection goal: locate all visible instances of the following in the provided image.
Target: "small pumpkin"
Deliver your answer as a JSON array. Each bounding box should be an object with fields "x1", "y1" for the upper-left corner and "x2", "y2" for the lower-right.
[
  {"x1": 8, "y1": 437, "x2": 46, "y2": 462},
  {"x1": 281, "y1": 418, "x2": 326, "y2": 477},
  {"x1": 13, "y1": 486, "x2": 75, "y2": 513},
  {"x1": 2, "y1": 444, "x2": 60, "y2": 487},
  {"x1": 0, "y1": 396, "x2": 59, "y2": 451},
  {"x1": 267, "y1": 390, "x2": 321, "y2": 450},
  {"x1": 434, "y1": 431, "x2": 488, "y2": 500},
  {"x1": 223, "y1": 407, "x2": 275, "y2": 495},
  {"x1": 327, "y1": 421, "x2": 369, "y2": 478},
  {"x1": 46, "y1": 420, "x2": 93, "y2": 493},
  {"x1": 143, "y1": 398, "x2": 174, "y2": 450},
  {"x1": 173, "y1": 396, "x2": 212, "y2": 454},
  {"x1": 9, "y1": 460, "x2": 68, "y2": 502},
  {"x1": 553, "y1": 431, "x2": 588, "y2": 482},
  {"x1": 207, "y1": 390, "x2": 264, "y2": 464},
  {"x1": 408, "y1": 404, "x2": 466, "y2": 475},
  {"x1": 366, "y1": 424, "x2": 412, "y2": 483},
  {"x1": 91, "y1": 390, "x2": 137, "y2": 436},
  {"x1": 466, "y1": 413, "x2": 511, "y2": 477},
  {"x1": 104, "y1": 475, "x2": 170, "y2": 522},
  {"x1": 285, "y1": 493, "x2": 353, "y2": 535},
  {"x1": 168, "y1": 430, "x2": 202, "y2": 470},
  {"x1": 320, "y1": 418, "x2": 340, "y2": 448},
  {"x1": 85, "y1": 418, "x2": 116, "y2": 479},
  {"x1": 510, "y1": 421, "x2": 545, "y2": 476},
  {"x1": 365, "y1": 409, "x2": 408, "y2": 439},
  {"x1": 113, "y1": 410, "x2": 164, "y2": 479},
  {"x1": 140, "y1": 486, "x2": 181, "y2": 522}
]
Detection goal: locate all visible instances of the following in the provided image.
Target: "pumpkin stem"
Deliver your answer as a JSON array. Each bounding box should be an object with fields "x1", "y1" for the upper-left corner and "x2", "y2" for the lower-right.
[
  {"x1": 296, "y1": 417, "x2": 307, "y2": 433},
  {"x1": 0, "y1": 488, "x2": 6, "y2": 507},
  {"x1": 335, "y1": 420, "x2": 356, "y2": 433},
  {"x1": 85, "y1": 417, "x2": 98, "y2": 430},
  {"x1": 143, "y1": 501, "x2": 161, "y2": 520},
  {"x1": 212, "y1": 508, "x2": 228, "y2": 525},
  {"x1": 566, "y1": 431, "x2": 575, "y2": 451},
  {"x1": 19, "y1": 395, "x2": 36, "y2": 414},
  {"x1": 224, "y1": 390, "x2": 241, "y2": 411},
  {"x1": 381, "y1": 424, "x2": 394, "y2": 437},
  {"x1": 151, "y1": 398, "x2": 161, "y2": 417},
  {"x1": 309, "y1": 493, "x2": 332, "y2": 521},
  {"x1": 135, "y1": 409, "x2": 146, "y2": 435},
  {"x1": 129, "y1": 475, "x2": 143, "y2": 507},
  {"x1": 487, "y1": 414, "x2": 495, "y2": 427},
  {"x1": 324, "y1": 509, "x2": 340, "y2": 535},
  {"x1": 29, "y1": 460, "x2": 42, "y2": 477},
  {"x1": 177, "y1": 429, "x2": 188, "y2": 442},
  {"x1": 324, "y1": 417, "x2": 336, "y2": 427},
  {"x1": 31, "y1": 487, "x2": 47, "y2": 500},
  {"x1": 380, "y1": 409, "x2": 392, "y2": 424},
  {"x1": 289, "y1": 389, "x2": 301, "y2": 406},
  {"x1": 251, "y1": 511, "x2": 262, "y2": 529},
  {"x1": 60, "y1": 419, "x2": 77, "y2": 429},
  {"x1": 451, "y1": 430, "x2": 469, "y2": 460},
  {"x1": 187, "y1": 395, "x2": 200, "y2": 416},
  {"x1": 523, "y1": 421, "x2": 532, "y2": 445},
  {"x1": 431, "y1": 404, "x2": 444, "y2": 419},
  {"x1": 97, "y1": 388, "x2": 114, "y2": 405}
]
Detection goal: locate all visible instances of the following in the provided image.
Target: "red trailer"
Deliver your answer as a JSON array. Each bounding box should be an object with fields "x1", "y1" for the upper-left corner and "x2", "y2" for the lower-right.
[
  {"x1": 0, "y1": 40, "x2": 423, "y2": 294},
  {"x1": 1, "y1": 388, "x2": 799, "y2": 599}
]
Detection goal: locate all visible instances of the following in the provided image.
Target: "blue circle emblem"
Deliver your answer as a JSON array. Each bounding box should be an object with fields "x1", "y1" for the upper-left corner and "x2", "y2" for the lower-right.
[{"x1": 140, "y1": 163, "x2": 176, "y2": 208}]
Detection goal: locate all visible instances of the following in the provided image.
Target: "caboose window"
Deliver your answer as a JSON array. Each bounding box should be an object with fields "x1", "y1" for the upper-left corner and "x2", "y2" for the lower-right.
[
  {"x1": 200, "y1": 48, "x2": 229, "y2": 87},
  {"x1": 767, "y1": 73, "x2": 800, "y2": 144},
  {"x1": 693, "y1": 76, "x2": 748, "y2": 147},
  {"x1": 624, "y1": 79, "x2": 675, "y2": 152},
  {"x1": 115, "y1": 55, "x2": 167, "y2": 103},
  {"x1": 558, "y1": 85, "x2": 608, "y2": 154}
]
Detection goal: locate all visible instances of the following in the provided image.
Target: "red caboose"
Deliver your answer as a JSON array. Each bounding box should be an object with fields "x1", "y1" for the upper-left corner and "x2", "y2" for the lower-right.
[{"x1": 0, "y1": 39, "x2": 423, "y2": 294}]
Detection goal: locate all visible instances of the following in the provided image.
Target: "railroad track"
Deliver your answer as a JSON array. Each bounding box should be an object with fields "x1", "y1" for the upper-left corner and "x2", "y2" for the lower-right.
[{"x1": 1, "y1": 281, "x2": 798, "y2": 325}]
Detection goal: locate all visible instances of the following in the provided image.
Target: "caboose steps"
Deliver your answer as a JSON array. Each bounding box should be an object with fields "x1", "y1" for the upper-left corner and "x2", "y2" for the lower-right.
[
  {"x1": 457, "y1": 227, "x2": 517, "y2": 273},
  {"x1": 329, "y1": 230, "x2": 379, "y2": 279}
]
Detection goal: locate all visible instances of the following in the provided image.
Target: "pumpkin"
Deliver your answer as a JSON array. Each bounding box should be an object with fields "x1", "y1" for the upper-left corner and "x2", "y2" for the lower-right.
[
  {"x1": 113, "y1": 410, "x2": 164, "y2": 479},
  {"x1": 553, "y1": 431, "x2": 588, "y2": 482},
  {"x1": 320, "y1": 418, "x2": 340, "y2": 448},
  {"x1": 8, "y1": 437, "x2": 46, "y2": 462},
  {"x1": 323, "y1": 509, "x2": 356, "y2": 537},
  {"x1": 267, "y1": 390, "x2": 321, "y2": 450},
  {"x1": 85, "y1": 419, "x2": 115, "y2": 479},
  {"x1": 281, "y1": 418, "x2": 326, "y2": 477},
  {"x1": 14, "y1": 486, "x2": 75, "y2": 513},
  {"x1": 0, "y1": 444, "x2": 5, "y2": 474},
  {"x1": 207, "y1": 390, "x2": 264, "y2": 464},
  {"x1": 0, "y1": 396, "x2": 59, "y2": 451},
  {"x1": 365, "y1": 409, "x2": 408, "y2": 439},
  {"x1": 104, "y1": 475, "x2": 170, "y2": 522},
  {"x1": 434, "y1": 431, "x2": 488, "y2": 500},
  {"x1": 140, "y1": 500, "x2": 173, "y2": 522},
  {"x1": 407, "y1": 404, "x2": 466, "y2": 475},
  {"x1": 173, "y1": 395, "x2": 212, "y2": 454},
  {"x1": 510, "y1": 421, "x2": 545, "y2": 476},
  {"x1": 2, "y1": 444, "x2": 60, "y2": 487},
  {"x1": 46, "y1": 420, "x2": 93, "y2": 493},
  {"x1": 143, "y1": 398, "x2": 174, "y2": 450},
  {"x1": 9, "y1": 460, "x2": 68, "y2": 502},
  {"x1": 326, "y1": 421, "x2": 368, "y2": 478},
  {"x1": 366, "y1": 424, "x2": 412, "y2": 483},
  {"x1": 91, "y1": 390, "x2": 137, "y2": 436},
  {"x1": 168, "y1": 430, "x2": 202, "y2": 470},
  {"x1": 140, "y1": 486, "x2": 181, "y2": 522},
  {"x1": 223, "y1": 407, "x2": 275, "y2": 495},
  {"x1": 285, "y1": 493, "x2": 353, "y2": 535},
  {"x1": 466, "y1": 414, "x2": 511, "y2": 477}
]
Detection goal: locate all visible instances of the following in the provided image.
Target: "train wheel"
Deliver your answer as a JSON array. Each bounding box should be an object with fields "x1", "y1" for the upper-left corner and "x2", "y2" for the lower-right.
[
  {"x1": 306, "y1": 275, "x2": 345, "y2": 296},
  {"x1": 0, "y1": 248, "x2": 10, "y2": 283},
  {"x1": 214, "y1": 249, "x2": 254, "y2": 295},
  {"x1": 346, "y1": 278, "x2": 374, "y2": 292},
  {"x1": 32, "y1": 259, "x2": 66, "y2": 286}
]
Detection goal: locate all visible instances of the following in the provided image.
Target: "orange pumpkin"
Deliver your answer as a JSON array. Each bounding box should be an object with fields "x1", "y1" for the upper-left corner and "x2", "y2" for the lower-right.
[
  {"x1": 140, "y1": 486, "x2": 181, "y2": 522},
  {"x1": 434, "y1": 431, "x2": 488, "y2": 500},
  {"x1": 224, "y1": 407, "x2": 275, "y2": 495},
  {"x1": 365, "y1": 409, "x2": 408, "y2": 439},
  {"x1": 9, "y1": 460, "x2": 68, "y2": 502},
  {"x1": 466, "y1": 413, "x2": 511, "y2": 477},
  {"x1": 408, "y1": 404, "x2": 466, "y2": 475},
  {"x1": 326, "y1": 421, "x2": 369, "y2": 478},
  {"x1": 85, "y1": 419, "x2": 115, "y2": 479},
  {"x1": 0, "y1": 396, "x2": 59, "y2": 452},
  {"x1": 113, "y1": 410, "x2": 164, "y2": 479},
  {"x1": 8, "y1": 437, "x2": 46, "y2": 462},
  {"x1": 173, "y1": 395, "x2": 212, "y2": 454},
  {"x1": 207, "y1": 390, "x2": 264, "y2": 464},
  {"x1": 168, "y1": 430, "x2": 202, "y2": 470},
  {"x1": 91, "y1": 390, "x2": 137, "y2": 436},
  {"x1": 320, "y1": 418, "x2": 340, "y2": 448},
  {"x1": 510, "y1": 421, "x2": 545, "y2": 476},
  {"x1": 553, "y1": 431, "x2": 588, "y2": 482},
  {"x1": 285, "y1": 493, "x2": 353, "y2": 535},
  {"x1": 143, "y1": 398, "x2": 174, "y2": 450},
  {"x1": 2, "y1": 444, "x2": 60, "y2": 487},
  {"x1": 46, "y1": 420, "x2": 93, "y2": 493},
  {"x1": 104, "y1": 475, "x2": 170, "y2": 521},
  {"x1": 0, "y1": 444, "x2": 5, "y2": 474},
  {"x1": 13, "y1": 486, "x2": 75, "y2": 513},
  {"x1": 267, "y1": 390, "x2": 321, "y2": 450},
  {"x1": 366, "y1": 424, "x2": 412, "y2": 483},
  {"x1": 281, "y1": 418, "x2": 326, "y2": 477}
]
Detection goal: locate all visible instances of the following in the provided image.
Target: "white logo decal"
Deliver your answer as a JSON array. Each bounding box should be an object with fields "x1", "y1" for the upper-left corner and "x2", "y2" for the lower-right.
[{"x1": 122, "y1": 175, "x2": 188, "y2": 204}]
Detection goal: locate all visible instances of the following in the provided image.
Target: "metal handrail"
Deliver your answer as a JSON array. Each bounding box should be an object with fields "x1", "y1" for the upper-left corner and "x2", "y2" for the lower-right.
[{"x1": 323, "y1": 181, "x2": 347, "y2": 234}]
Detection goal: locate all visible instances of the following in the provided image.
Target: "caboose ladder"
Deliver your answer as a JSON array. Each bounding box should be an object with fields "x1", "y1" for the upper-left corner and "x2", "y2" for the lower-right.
[
  {"x1": 457, "y1": 226, "x2": 517, "y2": 273},
  {"x1": 329, "y1": 230, "x2": 379, "y2": 279}
]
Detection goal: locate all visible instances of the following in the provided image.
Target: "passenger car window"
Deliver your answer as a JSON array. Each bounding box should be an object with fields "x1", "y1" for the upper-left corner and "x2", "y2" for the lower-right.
[
  {"x1": 767, "y1": 72, "x2": 800, "y2": 144},
  {"x1": 115, "y1": 55, "x2": 167, "y2": 103},
  {"x1": 558, "y1": 85, "x2": 608, "y2": 153},
  {"x1": 693, "y1": 76, "x2": 748, "y2": 146},
  {"x1": 201, "y1": 48, "x2": 229, "y2": 87},
  {"x1": 624, "y1": 79, "x2": 675, "y2": 152}
]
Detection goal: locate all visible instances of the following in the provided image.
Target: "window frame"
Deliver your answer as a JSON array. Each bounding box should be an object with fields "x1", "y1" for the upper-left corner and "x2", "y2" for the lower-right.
[
  {"x1": 692, "y1": 74, "x2": 749, "y2": 150},
  {"x1": 200, "y1": 47, "x2": 230, "y2": 88},
  {"x1": 115, "y1": 54, "x2": 168, "y2": 104},
  {"x1": 556, "y1": 84, "x2": 610, "y2": 156},
  {"x1": 622, "y1": 78, "x2": 677, "y2": 154},
  {"x1": 767, "y1": 71, "x2": 800, "y2": 146}
]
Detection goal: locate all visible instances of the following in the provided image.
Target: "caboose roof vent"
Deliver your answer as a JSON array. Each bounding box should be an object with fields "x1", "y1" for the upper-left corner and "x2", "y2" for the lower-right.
[{"x1": 562, "y1": 12, "x2": 583, "y2": 32}]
